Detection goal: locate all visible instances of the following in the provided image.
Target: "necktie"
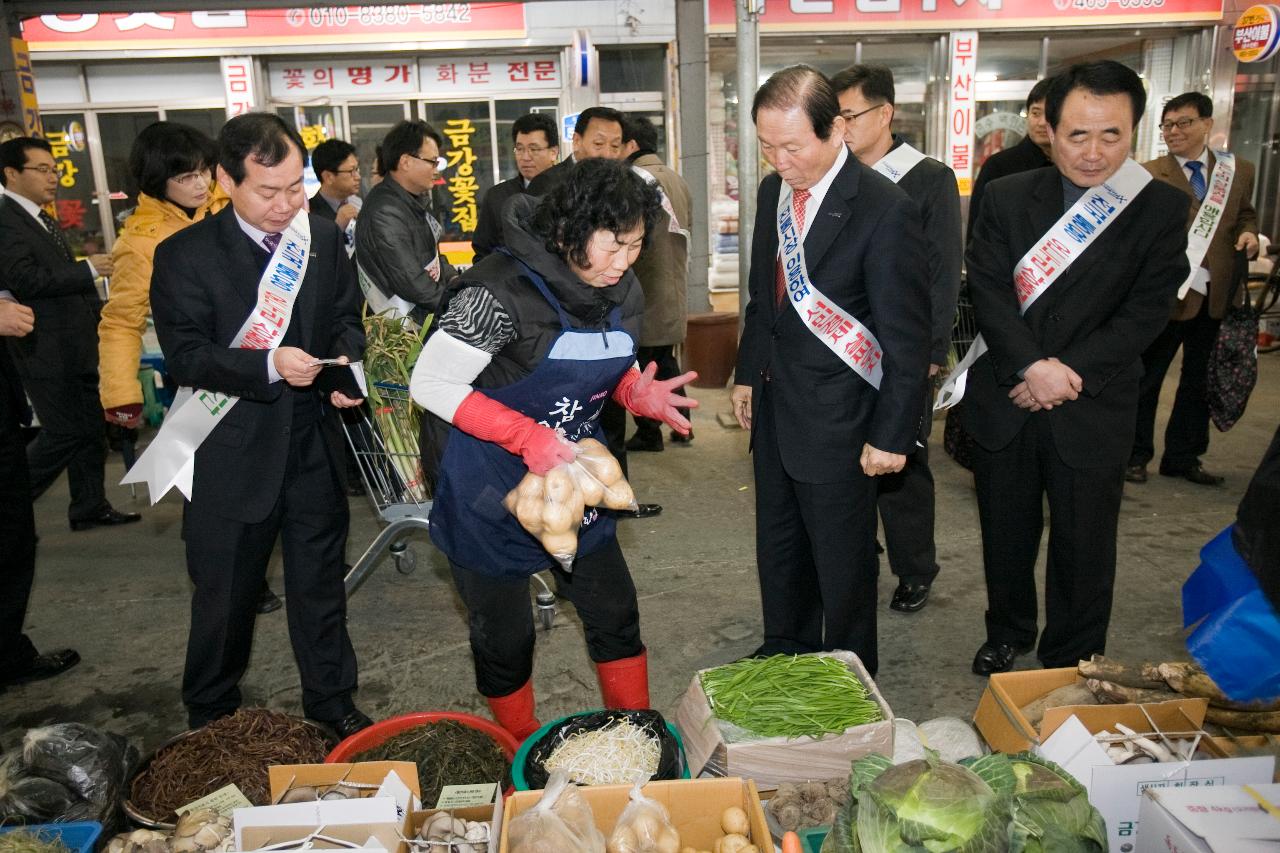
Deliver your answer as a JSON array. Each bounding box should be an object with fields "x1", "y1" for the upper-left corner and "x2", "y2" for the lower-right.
[
  {"x1": 262, "y1": 232, "x2": 282, "y2": 253},
  {"x1": 775, "y1": 188, "x2": 813, "y2": 305},
  {"x1": 1187, "y1": 161, "x2": 1206, "y2": 202},
  {"x1": 38, "y1": 210, "x2": 73, "y2": 262}
]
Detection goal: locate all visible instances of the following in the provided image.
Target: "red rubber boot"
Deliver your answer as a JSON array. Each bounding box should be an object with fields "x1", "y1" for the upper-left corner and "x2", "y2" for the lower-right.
[
  {"x1": 596, "y1": 650, "x2": 650, "y2": 710},
  {"x1": 486, "y1": 681, "x2": 541, "y2": 742}
]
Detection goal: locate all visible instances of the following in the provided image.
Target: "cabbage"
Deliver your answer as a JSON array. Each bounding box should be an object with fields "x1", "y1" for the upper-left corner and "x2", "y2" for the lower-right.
[{"x1": 969, "y1": 753, "x2": 1106, "y2": 853}]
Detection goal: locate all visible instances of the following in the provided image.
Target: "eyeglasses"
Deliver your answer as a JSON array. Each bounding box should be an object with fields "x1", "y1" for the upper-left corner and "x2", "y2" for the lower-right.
[
  {"x1": 514, "y1": 144, "x2": 551, "y2": 156},
  {"x1": 170, "y1": 172, "x2": 211, "y2": 186},
  {"x1": 20, "y1": 165, "x2": 57, "y2": 175},
  {"x1": 840, "y1": 103, "x2": 888, "y2": 122},
  {"x1": 406, "y1": 152, "x2": 448, "y2": 171},
  {"x1": 334, "y1": 166, "x2": 361, "y2": 175},
  {"x1": 1159, "y1": 117, "x2": 1203, "y2": 133}
]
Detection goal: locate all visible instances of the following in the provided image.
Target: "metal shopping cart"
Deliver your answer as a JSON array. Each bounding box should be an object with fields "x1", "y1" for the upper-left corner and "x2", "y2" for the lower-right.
[{"x1": 340, "y1": 382, "x2": 558, "y2": 629}]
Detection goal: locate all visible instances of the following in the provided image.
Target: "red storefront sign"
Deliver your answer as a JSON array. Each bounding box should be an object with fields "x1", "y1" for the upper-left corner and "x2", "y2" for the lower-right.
[
  {"x1": 947, "y1": 32, "x2": 977, "y2": 196},
  {"x1": 706, "y1": 0, "x2": 1222, "y2": 31},
  {"x1": 22, "y1": 5, "x2": 526, "y2": 51}
]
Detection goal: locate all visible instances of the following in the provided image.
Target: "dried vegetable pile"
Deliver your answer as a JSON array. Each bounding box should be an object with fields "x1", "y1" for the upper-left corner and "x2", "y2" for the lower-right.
[{"x1": 351, "y1": 720, "x2": 508, "y2": 809}]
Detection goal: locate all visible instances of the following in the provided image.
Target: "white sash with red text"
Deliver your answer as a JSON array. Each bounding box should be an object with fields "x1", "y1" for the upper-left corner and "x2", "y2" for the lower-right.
[
  {"x1": 777, "y1": 181, "x2": 884, "y2": 389},
  {"x1": 934, "y1": 158, "x2": 1152, "y2": 409},
  {"x1": 122, "y1": 209, "x2": 312, "y2": 502},
  {"x1": 872, "y1": 142, "x2": 928, "y2": 184},
  {"x1": 1179, "y1": 151, "x2": 1235, "y2": 300}
]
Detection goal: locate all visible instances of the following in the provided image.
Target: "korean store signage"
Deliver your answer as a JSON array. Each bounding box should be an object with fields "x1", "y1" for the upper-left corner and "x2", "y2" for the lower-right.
[
  {"x1": 221, "y1": 57, "x2": 256, "y2": 118},
  {"x1": 22, "y1": 5, "x2": 526, "y2": 51},
  {"x1": 267, "y1": 56, "x2": 558, "y2": 98},
  {"x1": 269, "y1": 60, "x2": 418, "y2": 97},
  {"x1": 705, "y1": 0, "x2": 1221, "y2": 31},
  {"x1": 1233, "y1": 5, "x2": 1280, "y2": 63},
  {"x1": 947, "y1": 31, "x2": 977, "y2": 197},
  {"x1": 7, "y1": 39, "x2": 43, "y2": 137},
  {"x1": 423, "y1": 55, "x2": 560, "y2": 96}
]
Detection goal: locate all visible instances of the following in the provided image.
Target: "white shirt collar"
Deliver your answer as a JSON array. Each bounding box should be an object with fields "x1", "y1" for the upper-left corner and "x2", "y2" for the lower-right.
[
  {"x1": 234, "y1": 209, "x2": 276, "y2": 249},
  {"x1": 792, "y1": 143, "x2": 847, "y2": 240},
  {"x1": 1175, "y1": 147, "x2": 1209, "y2": 170},
  {"x1": 7, "y1": 190, "x2": 48, "y2": 226}
]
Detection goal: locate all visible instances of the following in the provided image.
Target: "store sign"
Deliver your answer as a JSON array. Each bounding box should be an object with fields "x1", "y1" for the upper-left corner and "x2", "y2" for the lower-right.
[
  {"x1": 1233, "y1": 5, "x2": 1280, "y2": 62},
  {"x1": 269, "y1": 60, "x2": 418, "y2": 97},
  {"x1": 44, "y1": 118, "x2": 91, "y2": 230},
  {"x1": 948, "y1": 31, "x2": 977, "y2": 197},
  {"x1": 422, "y1": 55, "x2": 560, "y2": 95},
  {"x1": 22, "y1": 5, "x2": 527, "y2": 51},
  {"x1": 7, "y1": 39, "x2": 43, "y2": 137},
  {"x1": 443, "y1": 118, "x2": 480, "y2": 234},
  {"x1": 706, "y1": 0, "x2": 1222, "y2": 31},
  {"x1": 221, "y1": 57, "x2": 255, "y2": 118}
]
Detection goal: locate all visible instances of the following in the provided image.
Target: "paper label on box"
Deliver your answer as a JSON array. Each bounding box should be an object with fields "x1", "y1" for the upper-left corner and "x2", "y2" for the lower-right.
[
  {"x1": 179, "y1": 783, "x2": 252, "y2": 816},
  {"x1": 435, "y1": 783, "x2": 497, "y2": 809}
]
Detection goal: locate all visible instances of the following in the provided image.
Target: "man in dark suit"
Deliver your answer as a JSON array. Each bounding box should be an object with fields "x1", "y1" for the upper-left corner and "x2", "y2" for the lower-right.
[
  {"x1": 150, "y1": 113, "x2": 371, "y2": 736},
  {"x1": 967, "y1": 77, "x2": 1055, "y2": 236},
  {"x1": 309, "y1": 139, "x2": 361, "y2": 234},
  {"x1": 1128, "y1": 92, "x2": 1259, "y2": 487},
  {"x1": 526, "y1": 106, "x2": 625, "y2": 197},
  {"x1": 963, "y1": 62, "x2": 1190, "y2": 675},
  {"x1": 0, "y1": 137, "x2": 137, "y2": 531},
  {"x1": 471, "y1": 112, "x2": 558, "y2": 262},
  {"x1": 1, "y1": 298, "x2": 80, "y2": 688},
  {"x1": 731, "y1": 65, "x2": 930, "y2": 674},
  {"x1": 833, "y1": 64, "x2": 962, "y2": 615}
]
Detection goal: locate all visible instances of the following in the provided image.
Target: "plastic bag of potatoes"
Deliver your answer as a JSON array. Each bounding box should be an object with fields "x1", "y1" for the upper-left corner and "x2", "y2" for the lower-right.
[{"x1": 503, "y1": 438, "x2": 637, "y2": 569}]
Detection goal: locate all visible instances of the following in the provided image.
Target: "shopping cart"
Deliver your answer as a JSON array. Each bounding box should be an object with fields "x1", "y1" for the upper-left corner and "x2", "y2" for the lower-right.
[{"x1": 340, "y1": 382, "x2": 558, "y2": 629}]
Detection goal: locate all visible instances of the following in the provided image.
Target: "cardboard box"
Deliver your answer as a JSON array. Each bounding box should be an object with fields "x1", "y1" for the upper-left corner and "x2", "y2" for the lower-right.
[
  {"x1": 1209, "y1": 736, "x2": 1280, "y2": 782},
  {"x1": 267, "y1": 762, "x2": 422, "y2": 805},
  {"x1": 234, "y1": 797, "x2": 407, "y2": 853},
  {"x1": 411, "y1": 800, "x2": 503, "y2": 852},
  {"x1": 1137, "y1": 782, "x2": 1280, "y2": 852},
  {"x1": 674, "y1": 651, "x2": 894, "y2": 786},
  {"x1": 498, "y1": 777, "x2": 769, "y2": 853},
  {"x1": 972, "y1": 667, "x2": 1211, "y2": 753}
]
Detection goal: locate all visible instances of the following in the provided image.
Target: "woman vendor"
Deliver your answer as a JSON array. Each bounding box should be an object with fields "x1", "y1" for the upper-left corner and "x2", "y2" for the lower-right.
[{"x1": 409, "y1": 158, "x2": 697, "y2": 741}]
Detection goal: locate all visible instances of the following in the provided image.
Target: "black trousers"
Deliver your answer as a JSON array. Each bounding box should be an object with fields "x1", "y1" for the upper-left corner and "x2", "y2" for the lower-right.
[
  {"x1": 753, "y1": 391, "x2": 879, "y2": 674},
  {"x1": 1130, "y1": 300, "x2": 1221, "y2": 471},
  {"x1": 629, "y1": 345, "x2": 687, "y2": 442},
  {"x1": 0, "y1": 407, "x2": 39, "y2": 678},
  {"x1": 877, "y1": 386, "x2": 938, "y2": 584},
  {"x1": 22, "y1": 370, "x2": 107, "y2": 521},
  {"x1": 181, "y1": 419, "x2": 357, "y2": 726},
  {"x1": 449, "y1": 537, "x2": 642, "y2": 697},
  {"x1": 601, "y1": 399, "x2": 628, "y2": 478},
  {"x1": 973, "y1": 415, "x2": 1124, "y2": 667}
]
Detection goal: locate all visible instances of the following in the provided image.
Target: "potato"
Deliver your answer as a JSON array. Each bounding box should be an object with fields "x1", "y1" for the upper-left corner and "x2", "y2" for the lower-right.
[
  {"x1": 516, "y1": 473, "x2": 544, "y2": 499},
  {"x1": 655, "y1": 827, "x2": 681, "y2": 853},
  {"x1": 579, "y1": 438, "x2": 625, "y2": 484},
  {"x1": 540, "y1": 530, "x2": 577, "y2": 560},
  {"x1": 541, "y1": 501, "x2": 575, "y2": 534},
  {"x1": 607, "y1": 824, "x2": 638, "y2": 853},
  {"x1": 578, "y1": 470, "x2": 606, "y2": 506},
  {"x1": 544, "y1": 466, "x2": 576, "y2": 503},
  {"x1": 515, "y1": 497, "x2": 544, "y2": 534},
  {"x1": 602, "y1": 478, "x2": 636, "y2": 510},
  {"x1": 716, "y1": 835, "x2": 751, "y2": 853}
]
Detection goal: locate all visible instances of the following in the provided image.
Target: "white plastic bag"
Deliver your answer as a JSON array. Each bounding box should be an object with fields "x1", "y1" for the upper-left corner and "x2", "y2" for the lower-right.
[
  {"x1": 507, "y1": 770, "x2": 606, "y2": 853},
  {"x1": 606, "y1": 781, "x2": 681, "y2": 853}
]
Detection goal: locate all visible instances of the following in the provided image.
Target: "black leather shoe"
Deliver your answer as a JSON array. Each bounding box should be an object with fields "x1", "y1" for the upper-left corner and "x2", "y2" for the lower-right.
[
  {"x1": 0, "y1": 649, "x2": 80, "y2": 688},
  {"x1": 1160, "y1": 462, "x2": 1224, "y2": 487},
  {"x1": 317, "y1": 708, "x2": 374, "y2": 740},
  {"x1": 670, "y1": 429, "x2": 693, "y2": 444},
  {"x1": 1124, "y1": 464, "x2": 1148, "y2": 483},
  {"x1": 620, "y1": 503, "x2": 663, "y2": 519},
  {"x1": 257, "y1": 586, "x2": 283, "y2": 614},
  {"x1": 889, "y1": 582, "x2": 931, "y2": 613},
  {"x1": 625, "y1": 433, "x2": 664, "y2": 452},
  {"x1": 70, "y1": 506, "x2": 141, "y2": 531},
  {"x1": 972, "y1": 641, "x2": 1033, "y2": 676}
]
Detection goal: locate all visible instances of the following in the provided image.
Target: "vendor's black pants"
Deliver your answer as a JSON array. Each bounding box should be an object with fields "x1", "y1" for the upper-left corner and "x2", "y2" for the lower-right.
[
  {"x1": 449, "y1": 538, "x2": 642, "y2": 697},
  {"x1": 877, "y1": 384, "x2": 938, "y2": 585}
]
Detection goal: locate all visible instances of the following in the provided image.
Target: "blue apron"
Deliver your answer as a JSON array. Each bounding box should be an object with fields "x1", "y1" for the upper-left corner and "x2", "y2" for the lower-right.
[{"x1": 429, "y1": 258, "x2": 636, "y2": 578}]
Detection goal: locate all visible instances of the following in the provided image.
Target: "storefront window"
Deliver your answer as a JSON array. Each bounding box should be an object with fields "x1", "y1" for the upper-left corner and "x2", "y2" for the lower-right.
[
  {"x1": 599, "y1": 46, "x2": 667, "y2": 93},
  {"x1": 40, "y1": 112, "x2": 104, "y2": 256},
  {"x1": 422, "y1": 101, "x2": 493, "y2": 242},
  {"x1": 860, "y1": 40, "x2": 931, "y2": 150},
  {"x1": 1046, "y1": 33, "x2": 1142, "y2": 76},
  {"x1": 163, "y1": 108, "x2": 225, "y2": 142},
  {"x1": 494, "y1": 99, "x2": 558, "y2": 183},
  {"x1": 98, "y1": 111, "x2": 160, "y2": 231},
  {"x1": 348, "y1": 103, "x2": 408, "y2": 194},
  {"x1": 976, "y1": 35, "x2": 1042, "y2": 81}
]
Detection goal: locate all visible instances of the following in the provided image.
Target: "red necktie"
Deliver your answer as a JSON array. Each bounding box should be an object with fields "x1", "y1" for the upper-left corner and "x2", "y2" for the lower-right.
[{"x1": 775, "y1": 188, "x2": 812, "y2": 305}]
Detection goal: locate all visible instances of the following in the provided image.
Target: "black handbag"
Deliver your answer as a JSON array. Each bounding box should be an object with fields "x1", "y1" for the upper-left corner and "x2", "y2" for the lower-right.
[{"x1": 1206, "y1": 250, "x2": 1258, "y2": 432}]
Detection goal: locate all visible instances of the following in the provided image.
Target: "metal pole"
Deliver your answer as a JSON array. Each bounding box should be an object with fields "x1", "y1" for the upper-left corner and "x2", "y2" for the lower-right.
[
  {"x1": 735, "y1": 0, "x2": 760, "y2": 325},
  {"x1": 676, "y1": 0, "x2": 712, "y2": 313}
]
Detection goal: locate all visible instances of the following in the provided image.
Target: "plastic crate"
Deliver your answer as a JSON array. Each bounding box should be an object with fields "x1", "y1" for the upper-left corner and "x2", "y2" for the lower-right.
[
  {"x1": 0, "y1": 821, "x2": 102, "y2": 853},
  {"x1": 800, "y1": 825, "x2": 829, "y2": 853}
]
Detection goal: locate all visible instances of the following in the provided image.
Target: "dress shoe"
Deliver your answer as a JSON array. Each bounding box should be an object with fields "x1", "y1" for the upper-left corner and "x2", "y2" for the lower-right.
[
  {"x1": 0, "y1": 649, "x2": 80, "y2": 688},
  {"x1": 619, "y1": 503, "x2": 663, "y2": 519},
  {"x1": 972, "y1": 641, "x2": 1033, "y2": 676},
  {"x1": 316, "y1": 708, "x2": 374, "y2": 740},
  {"x1": 889, "y1": 582, "x2": 931, "y2": 613},
  {"x1": 1160, "y1": 462, "x2": 1224, "y2": 487},
  {"x1": 670, "y1": 429, "x2": 693, "y2": 444},
  {"x1": 1124, "y1": 464, "x2": 1148, "y2": 484},
  {"x1": 257, "y1": 586, "x2": 283, "y2": 614},
  {"x1": 625, "y1": 432, "x2": 664, "y2": 452},
  {"x1": 70, "y1": 505, "x2": 141, "y2": 531}
]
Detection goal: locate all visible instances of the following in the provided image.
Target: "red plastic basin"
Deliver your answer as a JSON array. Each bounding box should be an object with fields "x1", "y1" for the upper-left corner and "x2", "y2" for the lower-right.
[{"x1": 325, "y1": 711, "x2": 520, "y2": 764}]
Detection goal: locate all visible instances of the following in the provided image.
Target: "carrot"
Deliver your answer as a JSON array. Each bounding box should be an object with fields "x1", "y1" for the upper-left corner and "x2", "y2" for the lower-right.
[{"x1": 781, "y1": 831, "x2": 803, "y2": 853}]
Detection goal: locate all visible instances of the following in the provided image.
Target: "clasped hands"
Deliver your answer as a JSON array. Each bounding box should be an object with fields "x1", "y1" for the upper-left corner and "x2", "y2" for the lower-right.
[
  {"x1": 273, "y1": 346, "x2": 363, "y2": 408},
  {"x1": 1009, "y1": 357, "x2": 1082, "y2": 412}
]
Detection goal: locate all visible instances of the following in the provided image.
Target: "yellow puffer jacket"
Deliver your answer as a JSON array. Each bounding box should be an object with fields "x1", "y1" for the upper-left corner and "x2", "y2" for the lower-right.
[{"x1": 98, "y1": 187, "x2": 228, "y2": 410}]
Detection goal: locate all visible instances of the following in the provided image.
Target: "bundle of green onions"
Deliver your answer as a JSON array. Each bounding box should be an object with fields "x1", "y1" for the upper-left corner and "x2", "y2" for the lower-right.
[
  {"x1": 699, "y1": 654, "x2": 883, "y2": 739},
  {"x1": 362, "y1": 308, "x2": 430, "y2": 502}
]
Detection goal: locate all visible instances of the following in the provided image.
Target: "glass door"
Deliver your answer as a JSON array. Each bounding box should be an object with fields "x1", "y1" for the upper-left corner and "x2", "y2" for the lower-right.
[
  {"x1": 96, "y1": 110, "x2": 160, "y2": 234},
  {"x1": 346, "y1": 102, "x2": 409, "y2": 195},
  {"x1": 1231, "y1": 72, "x2": 1280, "y2": 240}
]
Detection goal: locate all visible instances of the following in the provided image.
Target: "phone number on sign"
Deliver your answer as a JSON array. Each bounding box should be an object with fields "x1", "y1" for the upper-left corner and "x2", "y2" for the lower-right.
[
  {"x1": 1063, "y1": 0, "x2": 1165, "y2": 9},
  {"x1": 286, "y1": 4, "x2": 473, "y2": 28}
]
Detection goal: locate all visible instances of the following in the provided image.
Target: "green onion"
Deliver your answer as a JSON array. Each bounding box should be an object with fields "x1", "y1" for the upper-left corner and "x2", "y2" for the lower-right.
[{"x1": 699, "y1": 654, "x2": 882, "y2": 739}]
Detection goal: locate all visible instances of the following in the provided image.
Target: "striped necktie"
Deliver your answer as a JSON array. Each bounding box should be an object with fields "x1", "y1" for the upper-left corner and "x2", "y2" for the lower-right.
[
  {"x1": 1186, "y1": 161, "x2": 1206, "y2": 202},
  {"x1": 38, "y1": 210, "x2": 73, "y2": 262}
]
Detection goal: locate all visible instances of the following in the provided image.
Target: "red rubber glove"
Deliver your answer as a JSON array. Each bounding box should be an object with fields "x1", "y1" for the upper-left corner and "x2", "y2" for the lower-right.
[
  {"x1": 104, "y1": 403, "x2": 144, "y2": 428},
  {"x1": 612, "y1": 362, "x2": 700, "y2": 435},
  {"x1": 452, "y1": 390, "x2": 576, "y2": 475}
]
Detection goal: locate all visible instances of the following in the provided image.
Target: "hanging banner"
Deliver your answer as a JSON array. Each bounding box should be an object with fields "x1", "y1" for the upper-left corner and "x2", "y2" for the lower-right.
[
  {"x1": 6, "y1": 39, "x2": 43, "y2": 138},
  {"x1": 220, "y1": 56, "x2": 255, "y2": 119},
  {"x1": 1233, "y1": 5, "x2": 1280, "y2": 62},
  {"x1": 947, "y1": 31, "x2": 978, "y2": 197}
]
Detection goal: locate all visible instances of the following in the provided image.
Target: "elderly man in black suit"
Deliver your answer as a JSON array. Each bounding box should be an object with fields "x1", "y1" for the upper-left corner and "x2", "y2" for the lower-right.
[
  {"x1": 731, "y1": 65, "x2": 930, "y2": 675},
  {"x1": 150, "y1": 113, "x2": 371, "y2": 736},
  {"x1": 962, "y1": 61, "x2": 1190, "y2": 675},
  {"x1": 0, "y1": 137, "x2": 137, "y2": 531}
]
